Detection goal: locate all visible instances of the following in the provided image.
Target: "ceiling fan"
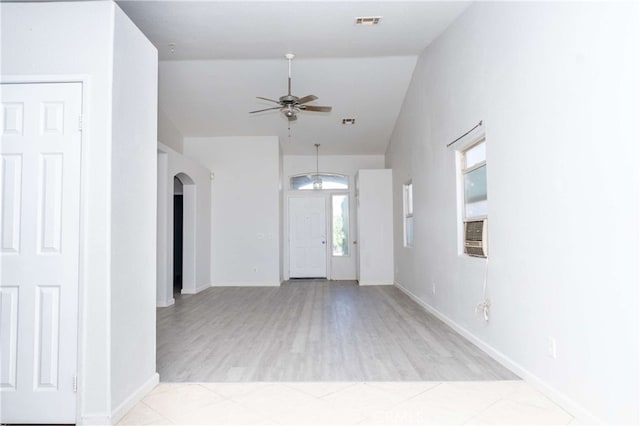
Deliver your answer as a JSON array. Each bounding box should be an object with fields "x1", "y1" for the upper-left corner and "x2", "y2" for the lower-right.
[{"x1": 249, "y1": 53, "x2": 332, "y2": 122}]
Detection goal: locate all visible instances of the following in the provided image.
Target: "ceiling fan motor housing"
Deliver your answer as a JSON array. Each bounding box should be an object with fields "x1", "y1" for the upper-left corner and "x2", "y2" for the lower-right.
[{"x1": 279, "y1": 95, "x2": 298, "y2": 104}]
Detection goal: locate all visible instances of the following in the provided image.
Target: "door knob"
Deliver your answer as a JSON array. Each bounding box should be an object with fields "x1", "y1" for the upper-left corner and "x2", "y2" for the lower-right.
[
  {"x1": 353, "y1": 240, "x2": 358, "y2": 244},
  {"x1": 322, "y1": 241, "x2": 326, "y2": 244}
]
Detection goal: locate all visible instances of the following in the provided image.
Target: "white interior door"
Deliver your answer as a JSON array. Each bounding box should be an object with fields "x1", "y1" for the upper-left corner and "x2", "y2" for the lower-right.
[
  {"x1": 1, "y1": 82, "x2": 82, "y2": 423},
  {"x1": 289, "y1": 197, "x2": 326, "y2": 278}
]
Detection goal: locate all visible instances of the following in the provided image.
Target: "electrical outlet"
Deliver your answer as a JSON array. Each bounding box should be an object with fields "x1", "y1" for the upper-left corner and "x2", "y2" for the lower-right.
[
  {"x1": 547, "y1": 337, "x2": 557, "y2": 359},
  {"x1": 431, "y1": 282, "x2": 436, "y2": 295}
]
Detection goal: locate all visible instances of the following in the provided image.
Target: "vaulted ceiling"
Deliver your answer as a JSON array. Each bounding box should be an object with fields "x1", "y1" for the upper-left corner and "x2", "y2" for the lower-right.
[{"x1": 117, "y1": 1, "x2": 471, "y2": 155}]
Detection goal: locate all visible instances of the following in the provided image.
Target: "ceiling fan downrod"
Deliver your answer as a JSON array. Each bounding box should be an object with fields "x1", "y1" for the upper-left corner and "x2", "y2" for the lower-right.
[{"x1": 286, "y1": 53, "x2": 294, "y2": 96}]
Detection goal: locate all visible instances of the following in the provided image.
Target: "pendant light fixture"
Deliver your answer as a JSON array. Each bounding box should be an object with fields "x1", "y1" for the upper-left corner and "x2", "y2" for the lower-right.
[{"x1": 313, "y1": 143, "x2": 322, "y2": 190}]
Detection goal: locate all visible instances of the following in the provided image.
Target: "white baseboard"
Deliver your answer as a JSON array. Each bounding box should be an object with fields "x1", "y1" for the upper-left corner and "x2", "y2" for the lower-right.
[
  {"x1": 79, "y1": 414, "x2": 110, "y2": 425},
  {"x1": 211, "y1": 282, "x2": 281, "y2": 287},
  {"x1": 328, "y1": 276, "x2": 357, "y2": 281},
  {"x1": 156, "y1": 297, "x2": 175, "y2": 308},
  {"x1": 181, "y1": 283, "x2": 210, "y2": 295},
  {"x1": 110, "y1": 372, "x2": 159, "y2": 425},
  {"x1": 358, "y1": 281, "x2": 394, "y2": 286},
  {"x1": 393, "y1": 282, "x2": 600, "y2": 425}
]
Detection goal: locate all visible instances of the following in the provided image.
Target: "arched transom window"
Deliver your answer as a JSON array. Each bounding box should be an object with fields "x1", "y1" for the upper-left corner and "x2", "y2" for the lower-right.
[{"x1": 290, "y1": 173, "x2": 349, "y2": 190}]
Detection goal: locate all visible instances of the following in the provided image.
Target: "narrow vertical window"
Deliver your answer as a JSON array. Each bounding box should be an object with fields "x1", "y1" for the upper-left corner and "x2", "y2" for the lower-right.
[
  {"x1": 332, "y1": 194, "x2": 349, "y2": 256},
  {"x1": 461, "y1": 138, "x2": 488, "y2": 257},
  {"x1": 461, "y1": 139, "x2": 487, "y2": 219},
  {"x1": 403, "y1": 182, "x2": 414, "y2": 247}
]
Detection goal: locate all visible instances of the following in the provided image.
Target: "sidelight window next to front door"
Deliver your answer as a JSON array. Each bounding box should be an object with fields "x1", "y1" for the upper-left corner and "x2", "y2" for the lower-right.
[{"x1": 331, "y1": 194, "x2": 349, "y2": 257}]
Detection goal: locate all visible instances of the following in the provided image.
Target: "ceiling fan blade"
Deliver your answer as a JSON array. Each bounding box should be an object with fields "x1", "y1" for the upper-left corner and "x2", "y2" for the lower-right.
[
  {"x1": 297, "y1": 94, "x2": 318, "y2": 104},
  {"x1": 300, "y1": 105, "x2": 332, "y2": 112},
  {"x1": 256, "y1": 96, "x2": 282, "y2": 104},
  {"x1": 249, "y1": 106, "x2": 282, "y2": 114}
]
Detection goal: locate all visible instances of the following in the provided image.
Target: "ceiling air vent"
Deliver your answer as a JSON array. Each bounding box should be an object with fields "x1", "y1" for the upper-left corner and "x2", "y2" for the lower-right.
[
  {"x1": 355, "y1": 16, "x2": 382, "y2": 26},
  {"x1": 342, "y1": 118, "x2": 356, "y2": 125}
]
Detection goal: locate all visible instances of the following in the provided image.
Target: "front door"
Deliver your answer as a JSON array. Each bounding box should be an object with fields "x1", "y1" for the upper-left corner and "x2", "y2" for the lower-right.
[
  {"x1": 289, "y1": 197, "x2": 326, "y2": 278},
  {"x1": 1, "y1": 82, "x2": 82, "y2": 423}
]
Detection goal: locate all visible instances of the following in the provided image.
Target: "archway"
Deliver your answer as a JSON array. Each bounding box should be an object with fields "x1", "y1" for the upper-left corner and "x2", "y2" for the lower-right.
[
  {"x1": 156, "y1": 148, "x2": 201, "y2": 307},
  {"x1": 173, "y1": 177, "x2": 184, "y2": 294}
]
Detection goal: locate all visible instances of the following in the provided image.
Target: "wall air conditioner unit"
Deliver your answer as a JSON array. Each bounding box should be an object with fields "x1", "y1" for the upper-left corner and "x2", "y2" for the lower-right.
[{"x1": 464, "y1": 219, "x2": 488, "y2": 258}]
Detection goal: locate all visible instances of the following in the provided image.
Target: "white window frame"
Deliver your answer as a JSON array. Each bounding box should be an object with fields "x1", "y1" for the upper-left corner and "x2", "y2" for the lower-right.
[
  {"x1": 403, "y1": 181, "x2": 414, "y2": 248},
  {"x1": 457, "y1": 136, "x2": 487, "y2": 257}
]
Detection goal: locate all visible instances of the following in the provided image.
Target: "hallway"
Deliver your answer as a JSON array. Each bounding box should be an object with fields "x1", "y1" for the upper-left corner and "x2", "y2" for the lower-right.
[{"x1": 157, "y1": 281, "x2": 516, "y2": 382}]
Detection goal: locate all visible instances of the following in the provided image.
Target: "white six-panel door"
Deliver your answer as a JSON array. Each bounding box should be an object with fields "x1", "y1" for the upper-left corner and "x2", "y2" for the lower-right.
[
  {"x1": 289, "y1": 197, "x2": 327, "y2": 278},
  {"x1": 1, "y1": 82, "x2": 82, "y2": 423}
]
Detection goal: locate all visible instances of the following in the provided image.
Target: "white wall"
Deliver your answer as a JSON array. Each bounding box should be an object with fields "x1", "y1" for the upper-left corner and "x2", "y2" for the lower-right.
[
  {"x1": 1, "y1": 2, "x2": 160, "y2": 423},
  {"x1": 356, "y1": 169, "x2": 394, "y2": 285},
  {"x1": 158, "y1": 108, "x2": 183, "y2": 153},
  {"x1": 283, "y1": 155, "x2": 384, "y2": 280},
  {"x1": 385, "y1": 2, "x2": 639, "y2": 424},
  {"x1": 1, "y1": 1, "x2": 115, "y2": 420},
  {"x1": 157, "y1": 151, "x2": 169, "y2": 306},
  {"x1": 278, "y1": 144, "x2": 284, "y2": 282},
  {"x1": 184, "y1": 136, "x2": 280, "y2": 286},
  {"x1": 157, "y1": 142, "x2": 212, "y2": 306},
  {"x1": 110, "y1": 5, "x2": 158, "y2": 416}
]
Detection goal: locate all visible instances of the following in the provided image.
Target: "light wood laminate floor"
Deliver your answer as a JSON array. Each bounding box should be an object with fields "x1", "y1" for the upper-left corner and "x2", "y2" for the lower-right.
[{"x1": 157, "y1": 280, "x2": 518, "y2": 382}]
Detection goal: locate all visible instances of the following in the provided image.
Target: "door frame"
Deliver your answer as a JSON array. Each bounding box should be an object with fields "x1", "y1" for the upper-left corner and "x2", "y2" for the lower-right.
[
  {"x1": 284, "y1": 190, "x2": 353, "y2": 281},
  {"x1": 1, "y1": 74, "x2": 87, "y2": 423}
]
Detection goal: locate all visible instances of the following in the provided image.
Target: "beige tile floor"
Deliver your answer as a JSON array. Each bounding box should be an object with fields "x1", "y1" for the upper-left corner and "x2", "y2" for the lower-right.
[{"x1": 118, "y1": 381, "x2": 592, "y2": 425}]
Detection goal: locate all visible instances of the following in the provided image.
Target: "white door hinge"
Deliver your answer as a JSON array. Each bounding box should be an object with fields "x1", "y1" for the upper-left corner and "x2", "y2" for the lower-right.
[
  {"x1": 73, "y1": 375, "x2": 77, "y2": 392},
  {"x1": 78, "y1": 115, "x2": 83, "y2": 132}
]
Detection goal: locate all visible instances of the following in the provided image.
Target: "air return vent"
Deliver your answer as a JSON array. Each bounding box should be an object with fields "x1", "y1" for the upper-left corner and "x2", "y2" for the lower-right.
[{"x1": 355, "y1": 16, "x2": 382, "y2": 26}]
